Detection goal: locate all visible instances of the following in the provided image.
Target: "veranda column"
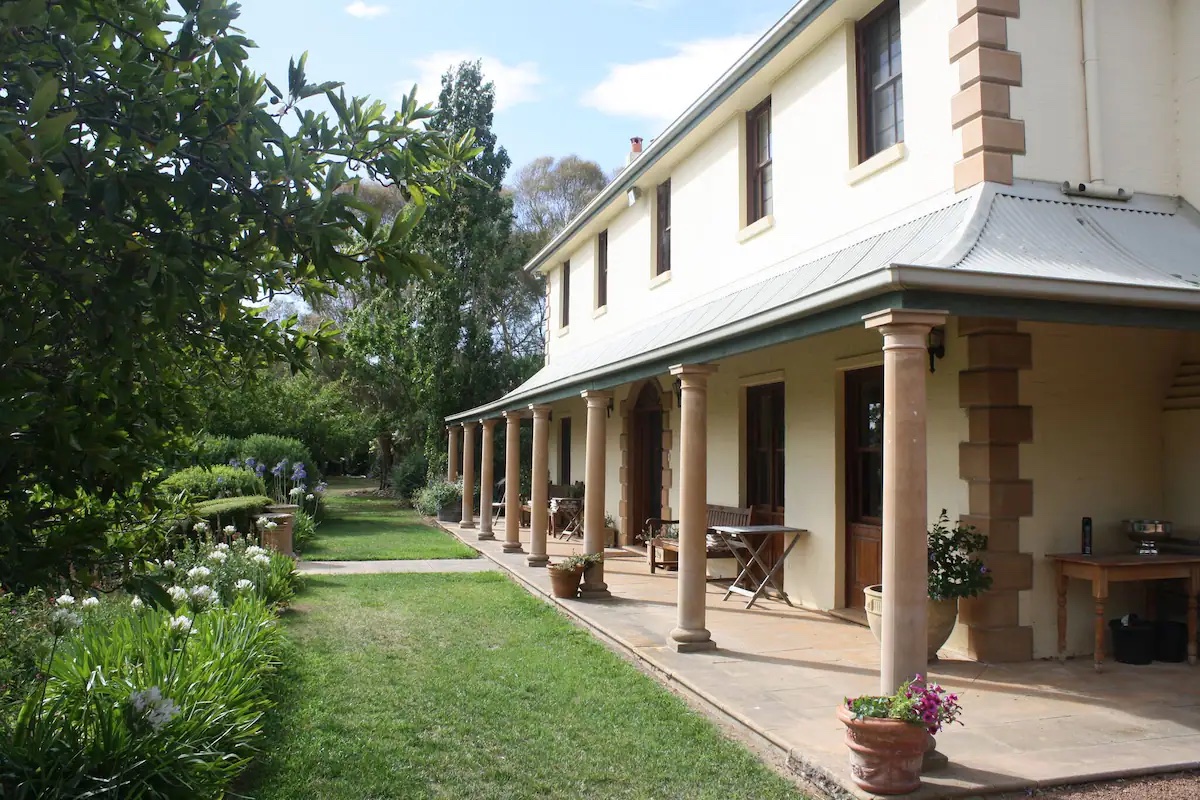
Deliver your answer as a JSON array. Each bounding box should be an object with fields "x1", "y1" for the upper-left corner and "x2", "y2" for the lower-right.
[
  {"x1": 579, "y1": 390, "x2": 613, "y2": 598},
  {"x1": 864, "y1": 309, "x2": 948, "y2": 694},
  {"x1": 459, "y1": 421, "x2": 477, "y2": 529},
  {"x1": 527, "y1": 405, "x2": 551, "y2": 567},
  {"x1": 502, "y1": 411, "x2": 524, "y2": 554},
  {"x1": 668, "y1": 364, "x2": 718, "y2": 652},
  {"x1": 447, "y1": 426, "x2": 459, "y2": 482},
  {"x1": 478, "y1": 418, "x2": 497, "y2": 540}
]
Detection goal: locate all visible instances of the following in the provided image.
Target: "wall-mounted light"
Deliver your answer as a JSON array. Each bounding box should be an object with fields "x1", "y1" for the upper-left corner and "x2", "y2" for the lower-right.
[
  {"x1": 606, "y1": 397, "x2": 614, "y2": 418},
  {"x1": 627, "y1": 186, "x2": 641, "y2": 207},
  {"x1": 673, "y1": 377, "x2": 682, "y2": 408},
  {"x1": 928, "y1": 326, "x2": 946, "y2": 373}
]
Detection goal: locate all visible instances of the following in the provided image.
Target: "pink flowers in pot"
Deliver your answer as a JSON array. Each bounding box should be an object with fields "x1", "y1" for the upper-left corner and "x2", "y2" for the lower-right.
[{"x1": 844, "y1": 674, "x2": 963, "y2": 734}]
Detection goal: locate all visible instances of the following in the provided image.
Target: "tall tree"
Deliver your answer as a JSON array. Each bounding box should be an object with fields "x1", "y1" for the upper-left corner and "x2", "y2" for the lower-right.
[
  {"x1": 0, "y1": 0, "x2": 476, "y2": 587},
  {"x1": 512, "y1": 155, "x2": 609, "y2": 247}
]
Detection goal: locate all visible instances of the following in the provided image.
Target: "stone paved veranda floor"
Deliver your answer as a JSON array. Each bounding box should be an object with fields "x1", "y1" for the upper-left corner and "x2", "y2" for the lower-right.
[{"x1": 439, "y1": 521, "x2": 1200, "y2": 799}]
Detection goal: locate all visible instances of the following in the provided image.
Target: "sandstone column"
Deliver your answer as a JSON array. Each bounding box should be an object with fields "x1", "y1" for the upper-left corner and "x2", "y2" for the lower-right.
[
  {"x1": 478, "y1": 418, "x2": 498, "y2": 540},
  {"x1": 668, "y1": 364, "x2": 718, "y2": 652},
  {"x1": 580, "y1": 390, "x2": 613, "y2": 598},
  {"x1": 502, "y1": 411, "x2": 524, "y2": 554},
  {"x1": 528, "y1": 405, "x2": 551, "y2": 567},
  {"x1": 447, "y1": 426, "x2": 459, "y2": 482},
  {"x1": 864, "y1": 309, "x2": 947, "y2": 694},
  {"x1": 459, "y1": 421, "x2": 477, "y2": 529}
]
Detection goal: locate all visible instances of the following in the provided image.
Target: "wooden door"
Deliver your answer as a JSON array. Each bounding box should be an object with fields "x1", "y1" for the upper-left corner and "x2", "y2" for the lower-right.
[
  {"x1": 747, "y1": 383, "x2": 786, "y2": 577},
  {"x1": 630, "y1": 384, "x2": 664, "y2": 538},
  {"x1": 845, "y1": 367, "x2": 884, "y2": 609}
]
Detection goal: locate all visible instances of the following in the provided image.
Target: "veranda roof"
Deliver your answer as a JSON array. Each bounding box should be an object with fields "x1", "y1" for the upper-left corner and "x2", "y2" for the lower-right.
[{"x1": 447, "y1": 180, "x2": 1200, "y2": 423}]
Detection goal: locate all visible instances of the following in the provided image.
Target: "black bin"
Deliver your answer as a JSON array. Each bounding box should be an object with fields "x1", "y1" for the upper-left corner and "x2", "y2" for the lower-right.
[
  {"x1": 1155, "y1": 620, "x2": 1189, "y2": 663},
  {"x1": 1109, "y1": 618, "x2": 1155, "y2": 665}
]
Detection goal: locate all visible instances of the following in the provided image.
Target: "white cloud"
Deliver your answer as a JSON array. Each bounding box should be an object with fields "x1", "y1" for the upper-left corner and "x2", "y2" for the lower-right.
[
  {"x1": 582, "y1": 34, "x2": 759, "y2": 124},
  {"x1": 398, "y1": 52, "x2": 543, "y2": 112},
  {"x1": 345, "y1": 1, "x2": 389, "y2": 18}
]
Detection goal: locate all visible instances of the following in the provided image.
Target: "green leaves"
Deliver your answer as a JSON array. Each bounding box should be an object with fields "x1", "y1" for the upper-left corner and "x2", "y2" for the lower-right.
[{"x1": 29, "y1": 75, "x2": 58, "y2": 122}]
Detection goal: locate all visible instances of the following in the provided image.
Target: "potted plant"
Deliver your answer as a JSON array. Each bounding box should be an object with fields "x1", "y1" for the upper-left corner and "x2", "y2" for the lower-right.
[
  {"x1": 837, "y1": 676, "x2": 963, "y2": 795},
  {"x1": 548, "y1": 553, "x2": 601, "y2": 598},
  {"x1": 414, "y1": 479, "x2": 463, "y2": 523},
  {"x1": 864, "y1": 510, "x2": 992, "y2": 660},
  {"x1": 604, "y1": 513, "x2": 619, "y2": 547}
]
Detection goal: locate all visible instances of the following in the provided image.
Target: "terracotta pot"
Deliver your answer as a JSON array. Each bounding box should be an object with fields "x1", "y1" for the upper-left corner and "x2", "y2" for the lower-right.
[
  {"x1": 862, "y1": 586, "x2": 960, "y2": 661},
  {"x1": 548, "y1": 566, "x2": 584, "y2": 598},
  {"x1": 258, "y1": 512, "x2": 295, "y2": 556},
  {"x1": 836, "y1": 704, "x2": 926, "y2": 795}
]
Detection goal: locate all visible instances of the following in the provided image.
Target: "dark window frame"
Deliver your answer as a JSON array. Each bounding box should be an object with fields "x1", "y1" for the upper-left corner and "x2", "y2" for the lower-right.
[
  {"x1": 855, "y1": 0, "x2": 904, "y2": 164},
  {"x1": 845, "y1": 367, "x2": 884, "y2": 524},
  {"x1": 596, "y1": 230, "x2": 608, "y2": 309},
  {"x1": 746, "y1": 97, "x2": 773, "y2": 225},
  {"x1": 746, "y1": 382, "x2": 785, "y2": 514},
  {"x1": 560, "y1": 260, "x2": 570, "y2": 329},
  {"x1": 655, "y1": 179, "x2": 671, "y2": 277},
  {"x1": 559, "y1": 416, "x2": 572, "y2": 484}
]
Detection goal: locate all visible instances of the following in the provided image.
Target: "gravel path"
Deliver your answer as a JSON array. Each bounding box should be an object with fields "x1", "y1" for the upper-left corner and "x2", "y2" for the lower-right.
[{"x1": 994, "y1": 771, "x2": 1200, "y2": 799}]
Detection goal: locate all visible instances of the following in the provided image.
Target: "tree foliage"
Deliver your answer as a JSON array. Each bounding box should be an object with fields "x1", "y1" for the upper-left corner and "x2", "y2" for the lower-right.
[
  {"x1": 0, "y1": 0, "x2": 476, "y2": 587},
  {"x1": 511, "y1": 154, "x2": 609, "y2": 247}
]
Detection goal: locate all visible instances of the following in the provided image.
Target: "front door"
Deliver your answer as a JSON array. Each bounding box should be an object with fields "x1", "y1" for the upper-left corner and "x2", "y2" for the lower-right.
[
  {"x1": 630, "y1": 383, "x2": 664, "y2": 540},
  {"x1": 844, "y1": 367, "x2": 884, "y2": 609}
]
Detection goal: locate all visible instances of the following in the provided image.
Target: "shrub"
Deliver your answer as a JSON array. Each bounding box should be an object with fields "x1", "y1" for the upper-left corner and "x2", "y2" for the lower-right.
[
  {"x1": 391, "y1": 448, "x2": 428, "y2": 501},
  {"x1": 0, "y1": 592, "x2": 52, "y2": 715},
  {"x1": 292, "y1": 510, "x2": 318, "y2": 554},
  {"x1": 0, "y1": 594, "x2": 284, "y2": 798},
  {"x1": 413, "y1": 479, "x2": 462, "y2": 516},
  {"x1": 163, "y1": 537, "x2": 301, "y2": 609},
  {"x1": 237, "y1": 434, "x2": 316, "y2": 482},
  {"x1": 191, "y1": 434, "x2": 240, "y2": 467},
  {"x1": 161, "y1": 466, "x2": 265, "y2": 501},
  {"x1": 191, "y1": 495, "x2": 273, "y2": 536}
]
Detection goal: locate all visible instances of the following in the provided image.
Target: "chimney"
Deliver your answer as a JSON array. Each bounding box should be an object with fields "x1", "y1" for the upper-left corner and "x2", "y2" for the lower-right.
[{"x1": 627, "y1": 136, "x2": 644, "y2": 165}]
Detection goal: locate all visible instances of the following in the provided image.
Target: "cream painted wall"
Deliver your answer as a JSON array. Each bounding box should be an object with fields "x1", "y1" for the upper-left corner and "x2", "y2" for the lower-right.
[
  {"x1": 544, "y1": 0, "x2": 961, "y2": 364},
  {"x1": 1020, "y1": 322, "x2": 1183, "y2": 659},
  {"x1": 1011, "y1": 0, "x2": 1194, "y2": 200}
]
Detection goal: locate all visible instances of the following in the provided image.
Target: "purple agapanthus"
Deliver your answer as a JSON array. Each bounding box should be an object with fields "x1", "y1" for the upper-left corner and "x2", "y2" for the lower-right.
[
  {"x1": 255, "y1": 463, "x2": 266, "y2": 476},
  {"x1": 291, "y1": 463, "x2": 307, "y2": 482},
  {"x1": 245, "y1": 457, "x2": 257, "y2": 470},
  {"x1": 314, "y1": 481, "x2": 328, "y2": 494},
  {"x1": 272, "y1": 459, "x2": 287, "y2": 477},
  {"x1": 228, "y1": 458, "x2": 241, "y2": 468}
]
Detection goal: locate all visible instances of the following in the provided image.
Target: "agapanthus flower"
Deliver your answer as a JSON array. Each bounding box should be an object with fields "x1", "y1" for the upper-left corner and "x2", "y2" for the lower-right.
[
  {"x1": 168, "y1": 614, "x2": 193, "y2": 635},
  {"x1": 167, "y1": 585, "x2": 188, "y2": 604},
  {"x1": 246, "y1": 545, "x2": 267, "y2": 557},
  {"x1": 216, "y1": 476, "x2": 225, "y2": 484},
  {"x1": 129, "y1": 686, "x2": 180, "y2": 731},
  {"x1": 223, "y1": 525, "x2": 237, "y2": 535},
  {"x1": 188, "y1": 585, "x2": 217, "y2": 609},
  {"x1": 255, "y1": 463, "x2": 266, "y2": 476},
  {"x1": 244, "y1": 457, "x2": 257, "y2": 470},
  {"x1": 272, "y1": 459, "x2": 288, "y2": 477},
  {"x1": 289, "y1": 486, "x2": 304, "y2": 498},
  {"x1": 81, "y1": 596, "x2": 100, "y2": 609},
  {"x1": 208, "y1": 550, "x2": 227, "y2": 563},
  {"x1": 130, "y1": 595, "x2": 145, "y2": 611},
  {"x1": 214, "y1": 542, "x2": 230, "y2": 552},
  {"x1": 314, "y1": 482, "x2": 328, "y2": 494},
  {"x1": 252, "y1": 553, "x2": 271, "y2": 566},
  {"x1": 54, "y1": 593, "x2": 75, "y2": 607},
  {"x1": 50, "y1": 608, "x2": 82, "y2": 634},
  {"x1": 162, "y1": 559, "x2": 176, "y2": 570},
  {"x1": 194, "y1": 522, "x2": 209, "y2": 535},
  {"x1": 228, "y1": 458, "x2": 241, "y2": 468},
  {"x1": 186, "y1": 566, "x2": 211, "y2": 582},
  {"x1": 291, "y1": 463, "x2": 307, "y2": 481},
  {"x1": 306, "y1": 493, "x2": 315, "y2": 501},
  {"x1": 235, "y1": 579, "x2": 255, "y2": 593},
  {"x1": 261, "y1": 521, "x2": 278, "y2": 531}
]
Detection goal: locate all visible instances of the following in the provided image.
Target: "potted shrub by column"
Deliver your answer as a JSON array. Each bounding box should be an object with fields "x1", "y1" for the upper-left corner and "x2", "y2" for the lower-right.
[
  {"x1": 837, "y1": 676, "x2": 963, "y2": 795},
  {"x1": 415, "y1": 479, "x2": 463, "y2": 523},
  {"x1": 548, "y1": 553, "x2": 600, "y2": 598},
  {"x1": 864, "y1": 511, "x2": 992, "y2": 660}
]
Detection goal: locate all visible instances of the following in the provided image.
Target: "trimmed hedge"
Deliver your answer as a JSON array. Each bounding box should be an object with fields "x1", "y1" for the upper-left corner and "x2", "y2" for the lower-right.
[
  {"x1": 161, "y1": 466, "x2": 265, "y2": 501},
  {"x1": 192, "y1": 495, "x2": 273, "y2": 535}
]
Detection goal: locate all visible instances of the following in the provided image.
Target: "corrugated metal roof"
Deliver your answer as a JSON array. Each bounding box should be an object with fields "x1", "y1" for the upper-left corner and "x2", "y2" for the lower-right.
[{"x1": 450, "y1": 181, "x2": 1200, "y2": 421}]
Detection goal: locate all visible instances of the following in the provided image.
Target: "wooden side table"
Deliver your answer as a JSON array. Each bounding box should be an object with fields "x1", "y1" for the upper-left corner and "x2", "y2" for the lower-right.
[{"x1": 1047, "y1": 553, "x2": 1200, "y2": 671}]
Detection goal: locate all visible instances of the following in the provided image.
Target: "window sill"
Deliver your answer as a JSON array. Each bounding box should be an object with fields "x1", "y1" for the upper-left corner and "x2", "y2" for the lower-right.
[
  {"x1": 556, "y1": 325, "x2": 570, "y2": 338},
  {"x1": 650, "y1": 270, "x2": 672, "y2": 289},
  {"x1": 846, "y1": 142, "x2": 907, "y2": 186},
  {"x1": 737, "y1": 214, "x2": 775, "y2": 244},
  {"x1": 593, "y1": 305, "x2": 608, "y2": 320}
]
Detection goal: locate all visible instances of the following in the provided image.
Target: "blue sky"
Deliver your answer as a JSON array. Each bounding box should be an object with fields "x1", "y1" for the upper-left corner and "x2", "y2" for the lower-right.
[{"x1": 235, "y1": 0, "x2": 797, "y2": 180}]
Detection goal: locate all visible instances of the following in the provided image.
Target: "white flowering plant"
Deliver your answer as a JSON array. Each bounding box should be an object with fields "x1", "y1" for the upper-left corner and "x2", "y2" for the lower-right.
[{"x1": 161, "y1": 536, "x2": 300, "y2": 609}]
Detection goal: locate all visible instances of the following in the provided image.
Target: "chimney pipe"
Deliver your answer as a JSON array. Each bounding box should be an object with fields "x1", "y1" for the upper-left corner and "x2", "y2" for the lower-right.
[{"x1": 627, "y1": 136, "x2": 644, "y2": 165}]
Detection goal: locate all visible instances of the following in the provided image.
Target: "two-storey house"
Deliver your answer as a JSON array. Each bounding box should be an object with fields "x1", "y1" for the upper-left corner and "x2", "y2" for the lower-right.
[{"x1": 445, "y1": 0, "x2": 1200, "y2": 686}]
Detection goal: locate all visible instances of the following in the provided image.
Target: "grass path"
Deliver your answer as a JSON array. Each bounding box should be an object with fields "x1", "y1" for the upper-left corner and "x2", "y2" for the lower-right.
[
  {"x1": 303, "y1": 478, "x2": 475, "y2": 561},
  {"x1": 242, "y1": 573, "x2": 808, "y2": 800}
]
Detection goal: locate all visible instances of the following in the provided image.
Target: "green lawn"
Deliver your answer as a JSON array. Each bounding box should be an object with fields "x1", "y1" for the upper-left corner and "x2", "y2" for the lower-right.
[
  {"x1": 242, "y1": 573, "x2": 807, "y2": 800},
  {"x1": 304, "y1": 480, "x2": 476, "y2": 561}
]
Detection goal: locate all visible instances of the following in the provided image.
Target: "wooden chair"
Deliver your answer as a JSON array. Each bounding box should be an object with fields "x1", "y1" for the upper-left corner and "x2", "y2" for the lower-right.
[{"x1": 647, "y1": 504, "x2": 751, "y2": 575}]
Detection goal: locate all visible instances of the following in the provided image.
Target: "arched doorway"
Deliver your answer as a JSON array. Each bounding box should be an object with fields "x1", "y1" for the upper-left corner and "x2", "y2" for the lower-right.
[{"x1": 626, "y1": 381, "x2": 667, "y2": 544}]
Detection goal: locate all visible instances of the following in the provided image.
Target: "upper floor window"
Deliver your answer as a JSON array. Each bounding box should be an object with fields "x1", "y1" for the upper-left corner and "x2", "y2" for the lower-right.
[
  {"x1": 596, "y1": 230, "x2": 608, "y2": 309},
  {"x1": 560, "y1": 260, "x2": 570, "y2": 329},
  {"x1": 746, "y1": 98, "x2": 773, "y2": 224},
  {"x1": 856, "y1": 0, "x2": 903, "y2": 162},
  {"x1": 655, "y1": 179, "x2": 671, "y2": 276}
]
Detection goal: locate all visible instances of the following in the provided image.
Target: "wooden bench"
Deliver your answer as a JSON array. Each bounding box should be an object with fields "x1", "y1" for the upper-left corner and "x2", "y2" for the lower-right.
[{"x1": 647, "y1": 505, "x2": 753, "y2": 574}]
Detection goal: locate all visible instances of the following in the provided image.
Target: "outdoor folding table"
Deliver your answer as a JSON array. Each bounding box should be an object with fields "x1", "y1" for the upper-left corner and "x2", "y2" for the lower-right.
[
  {"x1": 549, "y1": 497, "x2": 583, "y2": 539},
  {"x1": 710, "y1": 525, "x2": 807, "y2": 609}
]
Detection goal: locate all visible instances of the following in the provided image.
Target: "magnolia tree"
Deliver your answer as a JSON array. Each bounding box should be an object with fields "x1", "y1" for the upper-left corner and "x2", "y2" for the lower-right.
[{"x1": 0, "y1": 0, "x2": 478, "y2": 588}]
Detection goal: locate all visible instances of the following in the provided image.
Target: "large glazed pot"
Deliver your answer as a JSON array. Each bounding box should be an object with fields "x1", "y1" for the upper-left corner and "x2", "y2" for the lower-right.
[
  {"x1": 836, "y1": 704, "x2": 926, "y2": 795},
  {"x1": 863, "y1": 585, "x2": 959, "y2": 661}
]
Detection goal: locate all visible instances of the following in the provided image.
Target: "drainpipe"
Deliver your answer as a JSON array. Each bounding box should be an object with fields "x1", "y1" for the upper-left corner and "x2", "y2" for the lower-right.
[{"x1": 1062, "y1": 0, "x2": 1131, "y2": 201}]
